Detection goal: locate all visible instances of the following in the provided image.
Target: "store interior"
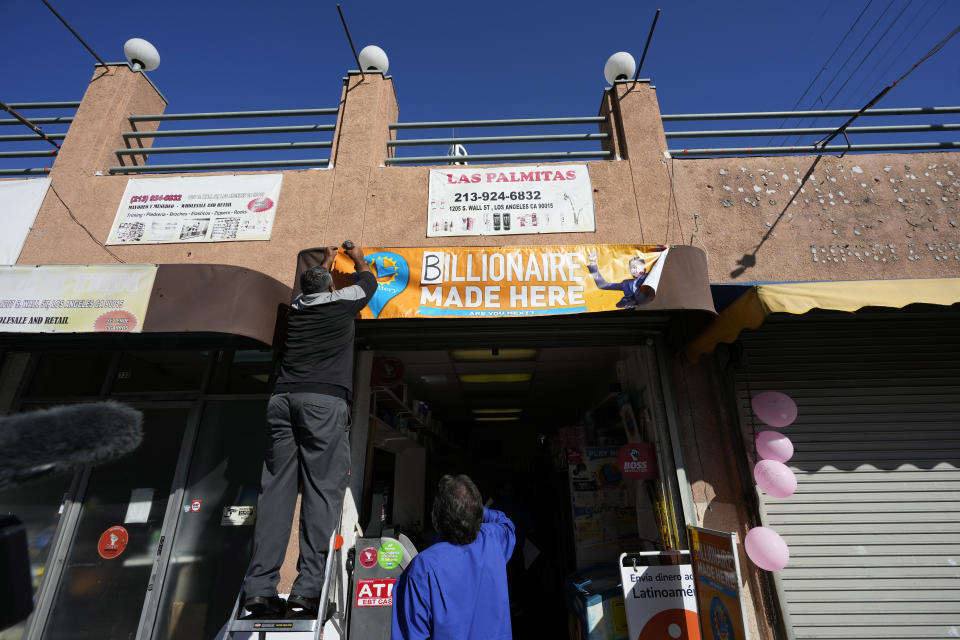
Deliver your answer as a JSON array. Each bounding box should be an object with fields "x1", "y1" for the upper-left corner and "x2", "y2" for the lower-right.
[{"x1": 363, "y1": 344, "x2": 666, "y2": 639}]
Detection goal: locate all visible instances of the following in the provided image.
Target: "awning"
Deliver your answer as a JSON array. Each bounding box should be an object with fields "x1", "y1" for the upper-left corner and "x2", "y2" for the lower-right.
[{"x1": 686, "y1": 278, "x2": 960, "y2": 362}]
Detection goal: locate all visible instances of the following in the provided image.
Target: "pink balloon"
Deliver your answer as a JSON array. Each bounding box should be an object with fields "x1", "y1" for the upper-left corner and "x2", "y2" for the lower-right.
[
  {"x1": 754, "y1": 460, "x2": 797, "y2": 498},
  {"x1": 756, "y1": 430, "x2": 794, "y2": 463},
  {"x1": 744, "y1": 527, "x2": 789, "y2": 571},
  {"x1": 751, "y1": 391, "x2": 797, "y2": 428}
]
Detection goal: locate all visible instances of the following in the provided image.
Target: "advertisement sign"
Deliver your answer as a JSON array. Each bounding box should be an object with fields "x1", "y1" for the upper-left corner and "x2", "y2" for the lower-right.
[
  {"x1": 620, "y1": 551, "x2": 700, "y2": 640},
  {"x1": 326, "y1": 244, "x2": 669, "y2": 319},
  {"x1": 355, "y1": 578, "x2": 396, "y2": 607},
  {"x1": 617, "y1": 443, "x2": 658, "y2": 480},
  {"x1": 689, "y1": 527, "x2": 750, "y2": 640},
  {"x1": 0, "y1": 178, "x2": 50, "y2": 265},
  {"x1": 107, "y1": 173, "x2": 282, "y2": 244},
  {"x1": 427, "y1": 164, "x2": 595, "y2": 236},
  {"x1": 0, "y1": 264, "x2": 156, "y2": 333},
  {"x1": 570, "y1": 446, "x2": 639, "y2": 569}
]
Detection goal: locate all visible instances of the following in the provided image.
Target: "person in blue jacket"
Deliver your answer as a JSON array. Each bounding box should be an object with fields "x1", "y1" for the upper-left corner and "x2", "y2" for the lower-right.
[
  {"x1": 587, "y1": 250, "x2": 652, "y2": 309},
  {"x1": 391, "y1": 474, "x2": 516, "y2": 640}
]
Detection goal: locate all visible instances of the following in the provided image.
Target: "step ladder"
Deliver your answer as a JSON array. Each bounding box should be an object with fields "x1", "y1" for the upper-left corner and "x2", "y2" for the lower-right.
[{"x1": 222, "y1": 530, "x2": 344, "y2": 640}]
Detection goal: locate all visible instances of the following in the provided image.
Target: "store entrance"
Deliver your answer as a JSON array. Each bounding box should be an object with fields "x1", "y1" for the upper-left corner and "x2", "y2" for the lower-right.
[{"x1": 360, "y1": 338, "x2": 683, "y2": 640}]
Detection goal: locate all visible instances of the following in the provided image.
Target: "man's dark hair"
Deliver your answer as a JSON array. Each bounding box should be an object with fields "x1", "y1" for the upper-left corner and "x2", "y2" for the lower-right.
[
  {"x1": 300, "y1": 266, "x2": 333, "y2": 295},
  {"x1": 431, "y1": 474, "x2": 483, "y2": 545}
]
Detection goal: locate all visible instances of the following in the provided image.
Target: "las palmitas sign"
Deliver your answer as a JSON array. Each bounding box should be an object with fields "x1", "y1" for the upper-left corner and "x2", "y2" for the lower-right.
[
  {"x1": 427, "y1": 164, "x2": 595, "y2": 237},
  {"x1": 304, "y1": 244, "x2": 676, "y2": 319}
]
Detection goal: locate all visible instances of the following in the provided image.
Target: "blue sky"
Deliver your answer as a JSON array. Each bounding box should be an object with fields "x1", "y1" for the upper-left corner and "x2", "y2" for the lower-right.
[{"x1": 2, "y1": 0, "x2": 958, "y2": 170}]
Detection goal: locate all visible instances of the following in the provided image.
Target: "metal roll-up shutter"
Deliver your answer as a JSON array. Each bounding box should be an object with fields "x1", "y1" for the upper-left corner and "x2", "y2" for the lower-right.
[{"x1": 732, "y1": 309, "x2": 960, "y2": 640}]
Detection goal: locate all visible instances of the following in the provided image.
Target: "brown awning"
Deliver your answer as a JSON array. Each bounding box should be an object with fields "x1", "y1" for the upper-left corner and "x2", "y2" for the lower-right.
[{"x1": 143, "y1": 264, "x2": 291, "y2": 346}]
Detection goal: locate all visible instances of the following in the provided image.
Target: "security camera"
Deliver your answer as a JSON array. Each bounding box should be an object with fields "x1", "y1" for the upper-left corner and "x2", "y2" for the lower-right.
[
  {"x1": 603, "y1": 52, "x2": 635, "y2": 85},
  {"x1": 358, "y1": 45, "x2": 389, "y2": 74},
  {"x1": 123, "y1": 38, "x2": 161, "y2": 72}
]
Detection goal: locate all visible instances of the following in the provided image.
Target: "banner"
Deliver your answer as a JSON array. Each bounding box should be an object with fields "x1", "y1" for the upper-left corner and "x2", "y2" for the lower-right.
[
  {"x1": 107, "y1": 174, "x2": 283, "y2": 245},
  {"x1": 427, "y1": 164, "x2": 595, "y2": 237},
  {"x1": 689, "y1": 527, "x2": 750, "y2": 640},
  {"x1": 0, "y1": 178, "x2": 51, "y2": 265},
  {"x1": 325, "y1": 244, "x2": 669, "y2": 319},
  {"x1": 0, "y1": 264, "x2": 156, "y2": 333},
  {"x1": 620, "y1": 551, "x2": 700, "y2": 640}
]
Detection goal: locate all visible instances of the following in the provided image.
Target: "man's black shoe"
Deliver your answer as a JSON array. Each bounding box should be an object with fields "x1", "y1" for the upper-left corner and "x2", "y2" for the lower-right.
[
  {"x1": 241, "y1": 595, "x2": 284, "y2": 619},
  {"x1": 286, "y1": 594, "x2": 320, "y2": 619}
]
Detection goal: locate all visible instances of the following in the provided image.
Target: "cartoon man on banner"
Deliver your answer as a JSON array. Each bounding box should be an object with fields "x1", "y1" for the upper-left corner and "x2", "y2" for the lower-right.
[{"x1": 587, "y1": 248, "x2": 669, "y2": 309}]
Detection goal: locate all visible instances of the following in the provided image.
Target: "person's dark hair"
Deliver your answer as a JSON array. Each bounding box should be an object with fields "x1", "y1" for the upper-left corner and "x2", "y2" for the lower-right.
[
  {"x1": 431, "y1": 474, "x2": 483, "y2": 545},
  {"x1": 300, "y1": 266, "x2": 332, "y2": 295}
]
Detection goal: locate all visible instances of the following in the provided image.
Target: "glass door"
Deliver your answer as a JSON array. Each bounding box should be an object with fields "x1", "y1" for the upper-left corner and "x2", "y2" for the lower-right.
[
  {"x1": 148, "y1": 399, "x2": 267, "y2": 640},
  {"x1": 36, "y1": 407, "x2": 191, "y2": 640}
]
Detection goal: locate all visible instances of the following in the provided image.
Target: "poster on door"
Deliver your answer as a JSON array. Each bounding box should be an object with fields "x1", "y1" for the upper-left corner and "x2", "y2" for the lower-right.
[{"x1": 619, "y1": 551, "x2": 700, "y2": 640}]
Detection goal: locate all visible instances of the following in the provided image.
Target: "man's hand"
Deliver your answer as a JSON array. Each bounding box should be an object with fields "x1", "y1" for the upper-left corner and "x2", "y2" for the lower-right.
[
  {"x1": 343, "y1": 240, "x2": 370, "y2": 273},
  {"x1": 588, "y1": 251, "x2": 598, "y2": 264},
  {"x1": 320, "y1": 246, "x2": 338, "y2": 270}
]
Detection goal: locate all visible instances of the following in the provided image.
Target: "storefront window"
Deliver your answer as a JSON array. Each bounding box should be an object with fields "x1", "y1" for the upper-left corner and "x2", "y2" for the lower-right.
[
  {"x1": 39, "y1": 408, "x2": 189, "y2": 640},
  {"x1": 111, "y1": 351, "x2": 211, "y2": 394},
  {"x1": 23, "y1": 352, "x2": 112, "y2": 398},
  {"x1": 0, "y1": 475, "x2": 70, "y2": 640}
]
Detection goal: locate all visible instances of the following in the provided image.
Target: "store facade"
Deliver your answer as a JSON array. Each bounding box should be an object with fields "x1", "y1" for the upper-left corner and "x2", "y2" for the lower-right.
[{"x1": 2, "y1": 61, "x2": 958, "y2": 640}]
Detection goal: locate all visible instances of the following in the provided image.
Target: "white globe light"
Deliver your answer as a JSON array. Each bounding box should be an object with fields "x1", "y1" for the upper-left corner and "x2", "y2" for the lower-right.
[
  {"x1": 123, "y1": 38, "x2": 161, "y2": 72},
  {"x1": 358, "y1": 45, "x2": 389, "y2": 74},
  {"x1": 603, "y1": 51, "x2": 635, "y2": 85}
]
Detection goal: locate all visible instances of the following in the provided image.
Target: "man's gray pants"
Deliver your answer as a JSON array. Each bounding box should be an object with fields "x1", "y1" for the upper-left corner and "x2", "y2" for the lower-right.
[{"x1": 244, "y1": 392, "x2": 351, "y2": 599}]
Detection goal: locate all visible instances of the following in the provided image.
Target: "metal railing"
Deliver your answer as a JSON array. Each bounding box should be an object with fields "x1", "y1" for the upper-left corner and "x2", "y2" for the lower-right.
[
  {"x1": 109, "y1": 108, "x2": 339, "y2": 174},
  {"x1": 663, "y1": 106, "x2": 960, "y2": 157},
  {"x1": 386, "y1": 116, "x2": 613, "y2": 165},
  {"x1": 0, "y1": 101, "x2": 78, "y2": 176}
]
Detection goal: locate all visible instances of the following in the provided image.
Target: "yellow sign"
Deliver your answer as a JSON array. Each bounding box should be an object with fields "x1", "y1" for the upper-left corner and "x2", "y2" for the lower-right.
[
  {"x1": 0, "y1": 265, "x2": 157, "y2": 333},
  {"x1": 689, "y1": 527, "x2": 749, "y2": 640},
  {"x1": 329, "y1": 244, "x2": 669, "y2": 319}
]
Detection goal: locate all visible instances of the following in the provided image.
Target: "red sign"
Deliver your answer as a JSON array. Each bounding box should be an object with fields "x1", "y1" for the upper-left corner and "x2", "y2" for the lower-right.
[
  {"x1": 190, "y1": 499, "x2": 202, "y2": 512},
  {"x1": 358, "y1": 547, "x2": 378, "y2": 568},
  {"x1": 617, "y1": 443, "x2": 657, "y2": 479},
  {"x1": 356, "y1": 578, "x2": 396, "y2": 607},
  {"x1": 371, "y1": 357, "x2": 405, "y2": 386},
  {"x1": 97, "y1": 526, "x2": 129, "y2": 559}
]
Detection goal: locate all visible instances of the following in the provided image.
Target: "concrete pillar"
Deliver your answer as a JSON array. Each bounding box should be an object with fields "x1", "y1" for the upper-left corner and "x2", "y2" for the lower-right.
[
  {"x1": 324, "y1": 72, "x2": 399, "y2": 246},
  {"x1": 18, "y1": 65, "x2": 167, "y2": 265},
  {"x1": 52, "y1": 64, "x2": 166, "y2": 178},
  {"x1": 603, "y1": 81, "x2": 678, "y2": 244}
]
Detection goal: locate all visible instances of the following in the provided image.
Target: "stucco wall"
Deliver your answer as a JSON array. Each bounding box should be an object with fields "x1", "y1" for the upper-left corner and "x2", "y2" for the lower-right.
[{"x1": 672, "y1": 153, "x2": 960, "y2": 283}]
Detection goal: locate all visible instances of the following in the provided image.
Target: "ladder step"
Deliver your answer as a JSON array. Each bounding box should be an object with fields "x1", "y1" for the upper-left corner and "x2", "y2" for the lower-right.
[{"x1": 227, "y1": 618, "x2": 320, "y2": 633}]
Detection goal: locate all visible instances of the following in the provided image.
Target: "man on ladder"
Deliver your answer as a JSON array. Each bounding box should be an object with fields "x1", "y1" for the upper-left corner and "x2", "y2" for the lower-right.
[{"x1": 241, "y1": 241, "x2": 376, "y2": 620}]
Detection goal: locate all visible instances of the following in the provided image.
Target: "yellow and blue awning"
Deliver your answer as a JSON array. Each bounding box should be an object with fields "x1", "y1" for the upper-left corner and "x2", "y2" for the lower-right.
[{"x1": 686, "y1": 278, "x2": 960, "y2": 362}]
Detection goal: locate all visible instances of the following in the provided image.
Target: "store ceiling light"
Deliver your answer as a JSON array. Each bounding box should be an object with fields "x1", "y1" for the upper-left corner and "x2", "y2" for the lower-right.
[
  {"x1": 451, "y1": 349, "x2": 537, "y2": 361},
  {"x1": 459, "y1": 373, "x2": 532, "y2": 384},
  {"x1": 472, "y1": 408, "x2": 523, "y2": 414},
  {"x1": 475, "y1": 416, "x2": 521, "y2": 422}
]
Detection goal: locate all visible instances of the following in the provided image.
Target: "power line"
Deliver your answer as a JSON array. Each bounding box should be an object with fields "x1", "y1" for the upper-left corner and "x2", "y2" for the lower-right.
[
  {"x1": 847, "y1": 0, "x2": 932, "y2": 105},
  {"x1": 852, "y1": 0, "x2": 947, "y2": 108},
  {"x1": 820, "y1": 0, "x2": 915, "y2": 111},
  {"x1": 769, "y1": 0, "x2": 875, "y2": 146},
  {"x1": 788, "y1": 0, "x2": 896, "y2": 146}
]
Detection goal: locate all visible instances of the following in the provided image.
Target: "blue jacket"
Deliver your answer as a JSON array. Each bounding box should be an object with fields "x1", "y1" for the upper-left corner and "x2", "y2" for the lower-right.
[{"x1": 391, "y1": 508, "x2": 516, "y2": 640}]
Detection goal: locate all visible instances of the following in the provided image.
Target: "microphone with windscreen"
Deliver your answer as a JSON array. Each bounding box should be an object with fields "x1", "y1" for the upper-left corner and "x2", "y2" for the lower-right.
[{"x1": 0, "y1": 401, "x2": 144, "y2": 489}]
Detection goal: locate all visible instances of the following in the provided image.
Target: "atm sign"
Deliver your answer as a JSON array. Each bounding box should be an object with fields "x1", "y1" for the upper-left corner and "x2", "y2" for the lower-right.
[{"x1": 356, "y1": 578, "x2": 397, "y2": 607}]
